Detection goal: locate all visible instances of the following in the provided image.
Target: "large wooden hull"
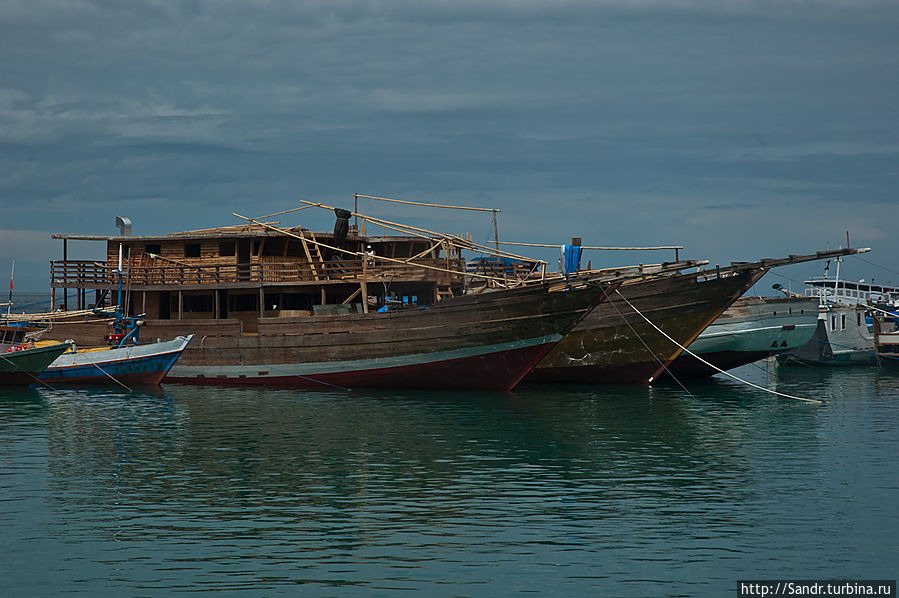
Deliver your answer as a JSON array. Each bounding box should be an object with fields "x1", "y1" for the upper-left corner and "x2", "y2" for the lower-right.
[
  {"x1": 0, "y1": 342, "x2": 72, "y2": 385},
  {"x1": 526, "y1": 269, "x2": 765, "y2": 385},
  {"x1": 44, "y1": 281, "x2": 614, "y2": 390},
  {"x1": 38, "y1": 336, "x2": 192, "y2": 386}
]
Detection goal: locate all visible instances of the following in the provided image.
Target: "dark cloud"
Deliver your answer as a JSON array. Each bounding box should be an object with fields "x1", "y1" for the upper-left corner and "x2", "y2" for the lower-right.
[{"x1": 1, "y1": 0, "x2": 897, "y2": 289}]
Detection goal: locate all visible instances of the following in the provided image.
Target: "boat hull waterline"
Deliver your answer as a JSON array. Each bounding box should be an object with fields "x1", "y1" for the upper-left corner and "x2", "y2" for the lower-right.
[
  {"x1": 38, "y1": 335, "x2": 193, "y2": 385},
  {"x1": 0, "y1": 342, "x2": 72, "y2": 386},
  {"x1": 157, "y1": 280, "x2": 618, "y2": 390}
]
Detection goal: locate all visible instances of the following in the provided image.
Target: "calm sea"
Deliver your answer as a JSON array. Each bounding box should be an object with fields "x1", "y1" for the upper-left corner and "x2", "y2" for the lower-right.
[{"x1": 1, "y1": 363, "x2": 897, "y2": 597}]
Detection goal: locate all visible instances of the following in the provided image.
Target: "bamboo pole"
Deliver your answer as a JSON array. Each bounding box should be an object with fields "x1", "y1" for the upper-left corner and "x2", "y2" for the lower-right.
[
  {"x1": 354, "y1": 193, "x2": 500, "y2": 213},
  {"x1": 251, "y1": 205, "x2": 316, "y2": 221},
  {"x1": 299, "y1": 201, "x2": 547, "y2": 265},
  {"x1": 233, "y1": 213, "x2": 513, "y2": 284},
  {"x1": 498, "y1": 240, "x2": 685, "y2": 251}
]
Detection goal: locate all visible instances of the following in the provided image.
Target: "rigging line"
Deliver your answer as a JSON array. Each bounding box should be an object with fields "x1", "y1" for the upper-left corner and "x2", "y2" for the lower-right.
[
  {"x1": 196, "y1": 337, "x2": 351, "y2": 392},
  {"x1": 604, "y1": 290, "x2": 695, "y2": 398},
  {"x1": 768, "y1": 270, "x2": 808, "y2": 287},
  {"x1": 809, "y1": 337, "x2": 899, "y2": 362},
  {"x1": 0, "y1": 351, "x2": 59, "y2": 391},
  {"x1": 778, "y1": 354, "x2": 814, "y2": 368},
  {"x1": 854, "y1": 255, "x2": 899, "y2": 277},
  {"x1": 87, "y1": 358, "x2": 133, "y2": 392},
  {"x1": 613, "y1": 290, "x2": 823, "y2": 404}
]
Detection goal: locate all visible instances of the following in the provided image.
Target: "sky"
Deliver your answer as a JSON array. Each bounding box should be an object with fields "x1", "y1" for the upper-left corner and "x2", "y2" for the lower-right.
[{"x1": 1, "y1": 0, "x2": 898, "y2": 292}]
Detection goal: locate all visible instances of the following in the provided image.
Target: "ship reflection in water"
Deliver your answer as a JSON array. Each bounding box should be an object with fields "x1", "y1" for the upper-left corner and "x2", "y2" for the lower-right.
[{"x1": 2, "y1": 367, "x2": 897, "y2": 595}]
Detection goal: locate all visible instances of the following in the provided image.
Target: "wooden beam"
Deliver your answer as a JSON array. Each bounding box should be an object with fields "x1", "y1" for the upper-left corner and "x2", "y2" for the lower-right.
[
  {"x1": 499, "y1": 240, "x2": 685, "y2": 251},
  {"x1": 341, "y1": 287, "x2": 362, "y2": 304},
  {"x1": 355, "y1": 193, "x2": 500, "y2": 213}
]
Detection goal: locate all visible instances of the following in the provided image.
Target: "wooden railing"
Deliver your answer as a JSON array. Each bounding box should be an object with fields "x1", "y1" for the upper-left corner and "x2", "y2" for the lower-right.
[{"x1": 50, "y1": 258, "x2": 466, "y2": 287}]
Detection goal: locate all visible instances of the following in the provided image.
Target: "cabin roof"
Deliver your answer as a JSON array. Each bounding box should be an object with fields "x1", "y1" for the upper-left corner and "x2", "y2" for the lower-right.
[{"x1": 51, "y1": 228, "x2": 432, "y2": 243}]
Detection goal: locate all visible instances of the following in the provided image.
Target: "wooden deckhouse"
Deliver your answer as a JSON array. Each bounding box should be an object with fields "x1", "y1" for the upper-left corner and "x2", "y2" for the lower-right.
[{"x1": 50, "y1": 220, "x2": 468, "y2": 335}]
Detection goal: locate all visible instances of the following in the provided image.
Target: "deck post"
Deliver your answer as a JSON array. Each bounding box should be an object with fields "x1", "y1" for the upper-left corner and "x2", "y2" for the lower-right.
[
  {"x1": 62, "y1": 239, "x2": 68, "y2": 311},
  {"x1": 215, "y1": 289, "x2": 220, "y2": 320},
  {"x1": 178, "y1": 290, "x2": 183, "y2": 320},
  {"x1": 361, "y1": 249, "x2": 369, "y2": 314},
  {"x1": 259, "y1": 287, "x2": 264, "y2": 319}
]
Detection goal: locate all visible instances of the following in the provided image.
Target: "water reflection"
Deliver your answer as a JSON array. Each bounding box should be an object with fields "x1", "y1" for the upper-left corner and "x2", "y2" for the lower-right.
[{"x1": 2, "y1": 369, "x2": 895, "y2": 595}]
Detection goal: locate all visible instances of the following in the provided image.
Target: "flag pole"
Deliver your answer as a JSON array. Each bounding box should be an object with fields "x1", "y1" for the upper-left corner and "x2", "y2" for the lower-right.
[{"x1": 7, "y1": 260, "x2": 14, "y2": 316}]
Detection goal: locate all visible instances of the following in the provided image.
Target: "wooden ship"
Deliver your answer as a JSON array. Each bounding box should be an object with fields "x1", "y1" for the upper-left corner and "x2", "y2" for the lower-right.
[{"x1": 34, "y1": 196, "x2": 868, "y2": 388}]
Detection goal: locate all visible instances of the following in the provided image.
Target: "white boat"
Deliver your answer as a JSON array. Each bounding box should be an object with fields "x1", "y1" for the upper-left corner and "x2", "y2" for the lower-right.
[
  {"x1": 777, "y1": 304, "x2": 877, "y2": 366},
  {"x1": 37, "y1": 335, "x2": 193, "y2": 385},
  {"x1": 803, "y1": 272, "x2": 899, "y2": 309},
  {"x1": 664, "y1": 296, "x2": 820, "y2": 378}
]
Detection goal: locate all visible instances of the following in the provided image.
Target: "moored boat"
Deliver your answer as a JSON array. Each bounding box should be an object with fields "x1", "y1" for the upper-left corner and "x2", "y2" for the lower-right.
[
  {"x1": 0, "y1": 339, "x2": 72, "y2": 385},
  {"x1": 37, "y1": 335, "x2": 193, "y2": 386},
  {"x1": 777, "y1": 304, "x2": 877, "y2": 366},
  {"x1": 661, "y1": 296, "x2": 819, "y2": 378}
]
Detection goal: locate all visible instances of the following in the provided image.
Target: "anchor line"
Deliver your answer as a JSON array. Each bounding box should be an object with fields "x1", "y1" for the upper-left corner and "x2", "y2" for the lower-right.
[
  {"x1": 0, "y1": 351, "x2": 58, "y2": 390},
  {"x1": 613, "y1": 290, "x2": 822, "y2": 404},
  {"x1": 87, "y1": 358, "x2": 133, "y2": 392},
  {"x1": 605, "y1": 290, "x2": 695, "y2": 399}
]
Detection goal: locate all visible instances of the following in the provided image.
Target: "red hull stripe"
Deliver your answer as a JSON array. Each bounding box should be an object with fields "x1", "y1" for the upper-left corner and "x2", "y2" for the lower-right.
[{"x1": 166, "y1": 339, "x2": 559, "y2": 391}]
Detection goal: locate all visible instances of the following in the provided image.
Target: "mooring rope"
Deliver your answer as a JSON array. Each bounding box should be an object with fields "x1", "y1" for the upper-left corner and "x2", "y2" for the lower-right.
[
  {"x1": 0, "y1": 350, "x2": 58, "y2": 390},
  {"x1": 87, "y1": 358, "x2": 133, "y2": 392},
  {"x1": 196, "y1": 336, "x2": 352, "y2": 392},
  {"x1": 613, "y1": 290, "x2": 823, "y2": 404},
  {"x1": 605, "y1": 291, "x2": 696, "y2": 399}
]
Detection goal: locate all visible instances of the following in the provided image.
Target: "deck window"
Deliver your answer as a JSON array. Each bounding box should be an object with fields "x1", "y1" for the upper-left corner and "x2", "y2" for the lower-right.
[
  {"x1": 219, "y1": 242, "x2": 235, "y2": 256},
  {"x1": 831, "y1": 315, "x2": 836, "y2": 331},
  {"x1": 841, "y1": 314, "x2": 846, "y2": 330},
  {"x1": 185, "y1": 244, "x2": 201, "y2": 258},
  {"x1": 145, "y1": 244, "x2": 161, "y2": 255}
]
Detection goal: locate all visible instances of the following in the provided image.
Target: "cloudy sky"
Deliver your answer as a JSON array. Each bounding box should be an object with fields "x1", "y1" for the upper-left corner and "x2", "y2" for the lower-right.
[{"x1": 2, "y1": 0, "x2": 897, "y2": 291}]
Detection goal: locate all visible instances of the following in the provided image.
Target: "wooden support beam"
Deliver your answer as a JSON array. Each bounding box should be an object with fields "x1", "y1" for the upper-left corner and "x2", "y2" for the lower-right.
[
  {"x1": 342, "y1": 287, "x2": 362, "y2": 305},
  {"x1": 360, "y1": 246, "x2": 370, "y2": 314}
]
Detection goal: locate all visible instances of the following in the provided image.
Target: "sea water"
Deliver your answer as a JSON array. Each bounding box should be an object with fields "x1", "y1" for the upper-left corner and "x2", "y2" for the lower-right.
[{"x1": 1, "y1": 364, "x2": 897, "y2": 597}]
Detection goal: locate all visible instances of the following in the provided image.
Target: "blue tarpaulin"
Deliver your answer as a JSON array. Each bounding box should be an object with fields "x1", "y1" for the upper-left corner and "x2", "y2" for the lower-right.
[{"x1": 561, "y1": 244, "x2": 583, "y2": 275}]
